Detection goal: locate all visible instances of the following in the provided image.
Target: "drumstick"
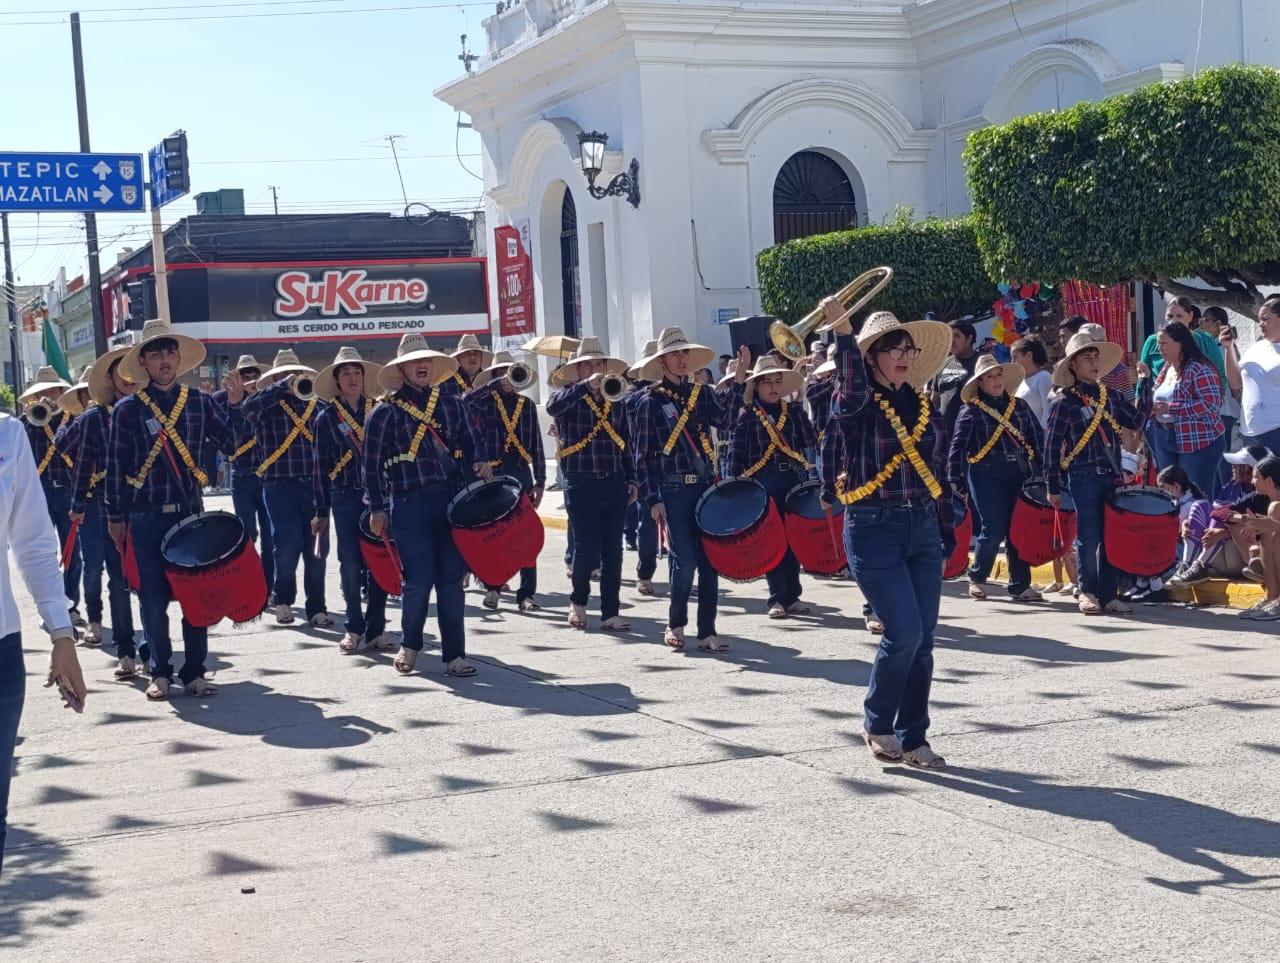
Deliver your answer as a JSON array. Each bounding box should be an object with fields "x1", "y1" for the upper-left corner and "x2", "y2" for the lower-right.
[
  {"x1": 61, "y1": 518, "x2": 80, "y2": 571},
  {"x1": 822, "y1": 504, "x2": 842, "y2": 569},
  {"x1": 658, "y1": 515, "x2": 668, "y2": 556}
]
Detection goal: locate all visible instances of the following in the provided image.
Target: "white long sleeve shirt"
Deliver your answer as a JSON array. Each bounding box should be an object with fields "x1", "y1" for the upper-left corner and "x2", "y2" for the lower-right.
[{"x1": 0, "y1": 413, "x2": 73, "y2": 639}]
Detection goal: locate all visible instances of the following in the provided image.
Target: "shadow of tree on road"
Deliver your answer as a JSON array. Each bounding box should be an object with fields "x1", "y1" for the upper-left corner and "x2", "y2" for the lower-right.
[{"x1": 0, "y1": 825, "x2": 96, "y2": 948}]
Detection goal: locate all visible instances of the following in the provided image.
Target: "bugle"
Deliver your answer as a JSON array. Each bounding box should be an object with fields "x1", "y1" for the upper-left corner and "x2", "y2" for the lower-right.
[
  {"x1": 601, "y1": 374, "x2": 628, "y2": 401},
  {"x1": 505, "y1": 362, "x2": 535, "y2": 391},
  {"x1": 768, "y1": 266, "x2": 894, "y2": 362},
  {"x1": 292, "y1": 373, "x2": 316, "y2": 401},
  {"x1": 27, "y1": 400, "x2": 55, "y2": 427}
]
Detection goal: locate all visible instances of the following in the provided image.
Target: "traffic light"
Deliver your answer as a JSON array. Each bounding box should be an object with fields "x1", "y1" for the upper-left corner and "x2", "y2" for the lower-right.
[
  {"x1": 124, "y1": 279, "x2": 154, "y2": 326},
  {"x1": 161, "y1": 131, "x2": 189, "y2": 195}
]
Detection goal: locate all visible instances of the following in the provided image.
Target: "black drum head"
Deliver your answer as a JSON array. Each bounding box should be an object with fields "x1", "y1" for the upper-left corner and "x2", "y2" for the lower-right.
[
  {"x1": 784, "y1": 480, "x2": 843, "y2": 520},
  {"x1": 1111, "y1": 486, "x2": 1175, "y2": 516},
  {"x1": 448, "y1": 476, "x2": 522, "y2": 529},
  {"x1": 161, "y1": 511, "x2": 244, "y2": 568},
  {"x1": 695, "y1": 478, "x2": 767, "y2": 538},
  {"x1": 1023, "y1": 481, "x2": 1075, "y2": 513}
]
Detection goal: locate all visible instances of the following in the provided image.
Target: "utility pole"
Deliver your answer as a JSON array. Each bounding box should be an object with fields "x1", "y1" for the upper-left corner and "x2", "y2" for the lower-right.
[
  {"x1": 148, "y1": 190, "x2": 171, "y2": 324},
  {"x1": 2, "y1": 213, "x2": 20, "y2": 404},
  {"x1": 70, "y1": 12, "x2": 108, "y2": 357},
  {"x1": 384, "y1": 134, "x2": 410, "y2": 210},
  {"x1": 269, "y1": 185, "x2": 279, "y2": 215}
]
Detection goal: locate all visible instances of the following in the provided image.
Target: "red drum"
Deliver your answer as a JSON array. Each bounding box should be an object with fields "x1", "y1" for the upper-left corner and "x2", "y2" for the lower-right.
[
  {"x1": 1010, "y1": 481, "x2": 1078, "y2": 566},
  {"x1": 122, "y1": 531, "x2": 140, "y2": 593},
  {"x1": 1105, "y1": 485, "x2": 1178, "y2": 576},
  {"x1": 359, "y1": 511, "x2": 403, "y2": 596},
  {"x1": 160, "y1": 511, "x2": 268, "y2": 627},
  {"x1": 694, "y1": 477, "x2": 787, "y2": 582},
  {"x1": 783, "y1": 481, "x2": 847, "y2": 575},
  {"x1": 448, "y1": 476, "x2": 545, "y2": 588},
  {"x1": 944, "y1": 505, "x2": 974, "y2": 580}
]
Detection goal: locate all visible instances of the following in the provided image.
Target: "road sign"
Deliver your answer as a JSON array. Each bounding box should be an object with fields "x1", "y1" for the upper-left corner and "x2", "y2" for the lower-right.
[
  {"x1": 0, "y1": 151, "x2": 145, "y2": 213},
  {"x1": 148, "y1": 131, "x2": 189, "y2": 208}
]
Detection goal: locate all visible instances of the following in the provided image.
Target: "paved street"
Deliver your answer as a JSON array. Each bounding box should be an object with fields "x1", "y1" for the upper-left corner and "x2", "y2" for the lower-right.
[{"x1": 5, "y1": 494, "x2": 1280, "y2": 961}]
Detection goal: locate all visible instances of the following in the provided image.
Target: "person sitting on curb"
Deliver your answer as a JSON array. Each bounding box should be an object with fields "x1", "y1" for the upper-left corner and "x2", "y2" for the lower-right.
[{"x1": 1230, "y1": 455, "x2": 1280, "y2": 621}]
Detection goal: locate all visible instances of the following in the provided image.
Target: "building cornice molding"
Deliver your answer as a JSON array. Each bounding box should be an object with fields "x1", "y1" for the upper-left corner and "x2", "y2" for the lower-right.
[{"x1": 488, "y1": 117, "x2": 625, "y2": 208}]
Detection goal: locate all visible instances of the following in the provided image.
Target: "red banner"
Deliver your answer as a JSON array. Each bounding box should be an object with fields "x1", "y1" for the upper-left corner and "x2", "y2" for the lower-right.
[
  {"x1": 1061, "y1": 280, "x2": 1132, "y2": 350},
  {"x1": 494, "y1": 224, "x2": 535, "y2": 339}
]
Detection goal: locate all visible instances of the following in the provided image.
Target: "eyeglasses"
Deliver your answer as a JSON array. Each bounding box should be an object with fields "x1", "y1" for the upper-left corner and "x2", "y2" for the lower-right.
[{"x1": 876, "y1": 346, "x2": 920, "y2": 361}]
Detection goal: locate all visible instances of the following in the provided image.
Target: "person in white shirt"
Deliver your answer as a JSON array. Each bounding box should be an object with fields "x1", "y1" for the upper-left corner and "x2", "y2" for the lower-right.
[
  {"x1": 0, "y1": 412, "x2": 86, "y2": 874},
  {"x1": 1224, "y1": 295, "x2": 1280, "y2": 454},
  {"x1": 1011, "y1": 335, "x2": 1054, "y2": 427}
]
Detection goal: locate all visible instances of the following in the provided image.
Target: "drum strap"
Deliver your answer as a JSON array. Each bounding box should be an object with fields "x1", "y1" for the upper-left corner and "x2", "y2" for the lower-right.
[
  {"x1": 1061, "y1": 385, "x2": 1121, "y2": 470},
  {"x1": 968, "y1": 396, "x2": 1036, "y2": 465},
  {"x1": 744, "y1": 402, "x2": 809, "y2": 477},
  {"x1": 256, "y1": 399, "x2": 317, "y2": 478},
  {"x1": 36, "y1": 422, "x2": 74, "y2": 476},
  {"x1": 87, "y1": 470, "x2": 106, "y2": 497},
  {"x1": 328, "y1": 398, "x2": 372, "y2": 481},
  {"x1": 453, "y1": 372, "x2": 469, "y2": 391},
  {"x1": 229, "y1": 438, "x2": 257, "y2": 462},
  {"x1": 385, "y1": 390, "x2": 443, "y2": 471},
  {"x1": 557, "y1": 396, "x2": 625, "y2": 459},
  {"x1": 838, "y1": 392, "x2": 942, "y2": 504},
  {"x1": 127, "y1": 387, "x2": 208, "y2": 490},
  {"x1": 494, "y1": 395, "x2": 533, "y2": 465},
  {"x1": 653, "y1": 384, "x2": 717, "y2": 469}
]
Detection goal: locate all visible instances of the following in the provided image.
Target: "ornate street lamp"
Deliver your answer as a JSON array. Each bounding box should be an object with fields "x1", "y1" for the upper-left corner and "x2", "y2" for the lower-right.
[{"x1": 577, "y1": 131, "x2": 640, "y2": 209}]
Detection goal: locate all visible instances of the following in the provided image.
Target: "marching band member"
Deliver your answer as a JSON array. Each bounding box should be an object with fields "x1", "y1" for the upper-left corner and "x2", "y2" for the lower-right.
[
  {"x1": 363, "y1": 333, "x2": 493, "y2": 678},
  {"x1": 311, "y1": 347, "x2": 390, "y2": 654},
  {"x1": 68, "y1": 347, "x2": 142, "y2": 675},
  {"x1": 444, "y1": 333, "x2": 493, "y2": 397},
  {"x1": 466, "y1": 351, "x2": 546, "y2": 613},
  {"x1": 213, "y1": 355, "x2": 275, "y2": 606},
  {"x1": 634, "y1": 328, "x2": 749, "y2": 651},
  {"x1": 820, "y1": 308, "x2": 954, "y2": 769},
  {"x1": 240, "y1": 349, "x2": 331, "y2": 628},
  {"x1": 547, "y1": 338, "x2": 636, "y2": 631},
  {"x1": 729, "y1": 355, "x2": 818, "y2": 618},
  {"x1": 50, "y1": 367, "x2": 99, "y2": 646},
  {"x1": 626, "y1": 340, "x2": 659, "y2": 596},
  {"x1": 1044, "y1": 331, "x2": 1152, "y2": 616},
  {"x1": 19, "y1": 366, "x2": 82, "y2": 627},
  {"x1": 947, "y1": 354, "x2": 1045, "y2": 603},
  {"x1": 106, "y1": 320, "x2": 235, "y2": 700},
  {"x1": 806, "y1": 345, "x2": 836, "y2": 435}
]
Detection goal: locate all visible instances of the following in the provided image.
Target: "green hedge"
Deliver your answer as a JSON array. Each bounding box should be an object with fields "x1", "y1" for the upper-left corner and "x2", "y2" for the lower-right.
[
  {"x1": 964, "y1": 65, "x2": 1280, "y2": 310},
  {"x1": 757, "y1": 216, "x2": 995, "y2": 323},
  {"x1": 0, "y1": 383, "x2": 13, "y2": 414}
]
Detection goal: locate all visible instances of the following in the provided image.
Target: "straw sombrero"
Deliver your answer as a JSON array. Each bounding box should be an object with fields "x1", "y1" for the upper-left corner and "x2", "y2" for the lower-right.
[
  {"x1": 627, "y1": 339, "x2": 658, "y2": 380},
  {"x1": 472, "y1": 350, "x2": 518, "y2": 388},
  {"x1": 18, "y1": 365, "x2": 73, "y2": 403},
  {"x1": 855, "y1": 311, "x2": 950, "y2": 389},
  {"x1": 639, "y1": 327, "x2": 716, "y2": 381},
  {"x1": 1052, "y1": 329, "x2": 1123, "y2": 388},
  {"x1": 743, "y1": 354, "x2": 804, "y2": 405},
  {"x1": 88, "y1": 342, "x2": 139, "y2": 406},
  {"x1": 313, "y1": 346, "x2": 382, "y2": 402},
  {"x1": 960, "y1": 353, "x2": 1026, "y2": 404},
  {"x1": 550, "y1": 337, "x2": 629, "y2": 386},
  {"x1": 56, "y1": 365, "x2": 93, "y2": 416},
  {"x1": 716, "y1": 358, "x2": 739, "y2": 388},
  {"x1": 451, "y1": 333, "x2": 494, "y2": 367},
  {"x1": 256, "y1": 348, "x2": 317, "y2": 390},
  {"x1": 120, "y1": 319, "x2": 206, "y2": 383},
  {"x1": 377, "y1": 333, "x2": 458, "y2": 392},
  {"x1": 231, "y1": 354, "x2": 264, "y2": 375}
]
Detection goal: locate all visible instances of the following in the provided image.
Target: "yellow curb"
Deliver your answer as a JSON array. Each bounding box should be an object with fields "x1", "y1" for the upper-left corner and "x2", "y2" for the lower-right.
[
  {"x1": 988, "y1": 556, "x2": 1263, "y2": 610},
  {"x1": 539, "y1": 514, "x2": 568, "y2": 531}
]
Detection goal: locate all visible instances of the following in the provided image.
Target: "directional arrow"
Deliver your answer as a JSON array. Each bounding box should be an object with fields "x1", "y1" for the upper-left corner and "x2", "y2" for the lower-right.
[
  {"x1": 92, "y1": 160, "x2": 111, "y2": 181},
  {"x1": 94, "y1": 184, "x2": 113, "y2": 205}
]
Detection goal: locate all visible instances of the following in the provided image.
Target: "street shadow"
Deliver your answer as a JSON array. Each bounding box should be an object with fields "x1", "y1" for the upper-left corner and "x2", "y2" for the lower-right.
[
  {"x1": 709, "y1": 635, "x2": 873, "y2": 688},
  {"x1": 892, "y1": 765, "x2": 1280, "y2": 894},
  {"x1": 437, "y1": 655, "x2": 645, "y2": 717},
  {"x1": 935, "y1": 623, "x2": 1164, "y2": 666},
  {"x1": 169, "y1": 680, "x2": 393, "y2": 749},
  {"x1": 0, "y1": 824, "x2": 97, "y2": 948}
]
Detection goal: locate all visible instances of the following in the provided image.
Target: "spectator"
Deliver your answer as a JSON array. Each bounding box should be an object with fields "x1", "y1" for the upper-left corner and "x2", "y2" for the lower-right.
[
  {"x1": 695, "y1": 368, "x2": 714, "y2": 386},
  {"x1": 1011, "y1": 335, "x2": 1053, "y2": 427},
  {"x1": 1139, "y1": 296, "x2": 1225, "y2": 382},
  {"x1": 1202, "y1": 306, "x2": 1243, "y2": 489},
  {"x1": 1171, "y1": 444, "x2": 1269, "y2": 585},
  {"x1": 1143, "y1": 321, "x2": 1226, "y2": 497},
  {"x1": 1148, "y1": 465, "x2": 1212, "y2": 601},
  {"x1": 931, "y1": 319, "x2": 980, "y2": 438},
  {"x1": 1223, "y1": 295, "x2": 1280, "y2": 453},
  {"x1": 717, "y1": 354, "x2": 732, "y2": 379},
  {"x1": 1231, "y1": 454, "x2": 1280, "y2": 620}
]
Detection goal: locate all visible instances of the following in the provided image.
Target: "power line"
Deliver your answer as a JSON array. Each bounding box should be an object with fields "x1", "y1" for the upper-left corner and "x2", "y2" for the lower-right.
[
  {"x1": 2, "y1": 1, "x2": 490, "y2": 26},
  {"x1": 1, "y1": 0, "x2": 431, "y2": 14},
  {"x1": 195, "y1": 152, "x2": 480, "y2": 165}
]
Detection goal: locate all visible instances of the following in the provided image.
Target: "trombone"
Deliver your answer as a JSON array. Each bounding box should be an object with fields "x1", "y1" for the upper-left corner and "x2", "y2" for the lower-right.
[{"x1": 768, "y1": 266, "x2": 894, "y2": 363}]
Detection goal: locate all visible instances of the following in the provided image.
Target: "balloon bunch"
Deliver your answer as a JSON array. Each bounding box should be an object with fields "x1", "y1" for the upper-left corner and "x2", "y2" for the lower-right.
[{"x1": 990, "y1": 281, "x2": 1053, "y2": 346}]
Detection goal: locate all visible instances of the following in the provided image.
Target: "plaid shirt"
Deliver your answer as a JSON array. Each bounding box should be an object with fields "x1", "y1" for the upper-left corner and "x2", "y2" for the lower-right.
[
  {"x1": 313, "y1": 395, "x2": 373, "y2": 513},
  {"x1": 105, "y1": 382, "x2": 233, "y2": 523},
  {"x1": 728, "y1": 400, "x2": 817, "y2": 478},
  {"x1": 805, "y1": 377, "x2": 835, "y2": 438},
  {"x1": 465, "y1": 382, "x2": 546, "y2": 489},
  {"x1": 1044, "y1": 379, "x2": 1151, "y2": 495},
  {"x1": 822, "y1": 333, "x2": 954, "y2": 530},
  {"x1": 242, "y1": 381, "x2": 321, "y2": 482},
  {"x1": 211, "y1": 388, "x2": 261, "y2": 473},
  {"x1": 363, "y1": 383, "x2": 488, "y2": 513},
  {"x1": 25, "y1": 410, "x2": 74, "y2": 486},
  {"x1": 68, "y1": 404, "x2": 113, "y2": 513},
  {"x1": 633, "y1": 377, "x2": 744, "y2": 505},
  {"x1": 1153, "y1": 359, "x2": 1224, "y2": 454},
  {"x1": 437, "y1": 369, "x2": 475, "y2": 398},
  {"x1": 946, "y1": 393, "x2": 1045, "y2": 488},
  {"x1": 547, "y1": 382, "x2": 635, "y2": 483}
]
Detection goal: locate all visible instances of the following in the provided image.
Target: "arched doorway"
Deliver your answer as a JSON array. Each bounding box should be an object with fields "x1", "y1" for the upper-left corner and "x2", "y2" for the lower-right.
[
  {"x1": 772, "y1": 150, "x2": 858, "y2": 244},
  {"x1": 560, "y1": 190, "x2": 582, "y2": 339}
]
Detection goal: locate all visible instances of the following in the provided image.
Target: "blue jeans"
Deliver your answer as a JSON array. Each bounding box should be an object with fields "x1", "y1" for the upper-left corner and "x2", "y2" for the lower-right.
[
  {"x1": 0, "y1": 632, "x2": 23, "y2": 875},
  {"x1": 263, "y1": 477, "x2": 328, "y2": 617},
  {"x1": 624, "y1": 500, "x2": 641, "y2": 544},
  {"x1": 845, "y1": 501, "x2": 942, "y2": 752},
  {"x1": 392, "y1": 483, "x2": 466, "y2": 661},
  {"x1": 968, "y1": 460, "x2": 1031, "y2": 595},
  {"x1": 42, "y1": 482, "x2": 80, "y2": 611},
  {"x1": 131, "y1": 508, "x2": 208, "y2": 683},
  {"x1": 331, "y1": 488, "x2": 387, "y2": 640},
  {"x1": 80, "y1": 500, "x2": 137, "y2": 656},
  {"x1": 1151, "y1": 426, "x2": 1226, "y2": 498},
  {"x1": 636, "y1": 508, "x2": 658, "y2": 580},
  {"x1": 231, "y1": 471, "x2": 275, "y2": 598},
  {"x1": 1218, "y1": 415, "x2": 1237, "y2": 491},
  {"x1": 756, "y1": 464, "x2": 803, "y2": 608},
  {"x1": 1066, "y1": 467, "x2": 1119, "y2": 605},
  {"x1": 663, "y1": 482, "x2": 719, "y2": 639},
  {"x1": 564, "y1": 472, "x2": 628, "y2": 619}
]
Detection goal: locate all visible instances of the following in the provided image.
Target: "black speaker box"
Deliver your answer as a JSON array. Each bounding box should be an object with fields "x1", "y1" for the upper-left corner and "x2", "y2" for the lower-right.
[{"x1": 728, "y1": 315, "x2": 775, "y2": 365}]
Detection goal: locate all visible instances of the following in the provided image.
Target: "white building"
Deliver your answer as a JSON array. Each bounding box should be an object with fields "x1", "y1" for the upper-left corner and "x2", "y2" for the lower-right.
[{"x1": 436, "y1": 0, "x2": 1279, "y2": 371}]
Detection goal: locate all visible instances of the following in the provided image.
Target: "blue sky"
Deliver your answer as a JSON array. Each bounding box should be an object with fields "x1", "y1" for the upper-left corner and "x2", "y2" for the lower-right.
[{"x1": 0, "y1": 0, "x2": 489, "y2": 288}]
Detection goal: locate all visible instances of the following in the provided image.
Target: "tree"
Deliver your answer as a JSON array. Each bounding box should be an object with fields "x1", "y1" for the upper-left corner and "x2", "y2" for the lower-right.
[
  {"x1": 0, "y1": 383, "x2": 13, "y2": 414},
  {"x1": 756, "y1": 215, "x2": 995, "y2": 324},
  {"x1": 964, "y1": 65, "x2": 1280, "y2": 316}
]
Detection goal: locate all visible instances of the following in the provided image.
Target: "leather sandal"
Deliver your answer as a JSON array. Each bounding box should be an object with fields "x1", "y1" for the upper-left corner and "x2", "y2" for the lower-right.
[
  {"x1": 394, "y1": 647, "x2": 418, "y2": 675},
  {"x1": 444, "y1": 657, "x2": 477, "y2": 677},
  {"x1": 600, "y1": 616, "x2": 631, "y2": 631},
  {"x1": 664, "y1": 627, "x2": 685, "y2": 650},
  {"x1": 145, "y1": 677, "x2": 171, "y2": 701},
  {"x1": 568, "y1": 604, "x2": 588, "y2": 630},
  {"x1": 902, "y1": 745, "x2": 946, "y2": 770},
  {"x1": 863, "y1": 731, "x2": 902, "y2": 761},
  {"x1": 697, "y1": 636, "x2": 729, "y2": 653},
  {"x1": 518, "y1": 599, "x2": 541, "y2": 613},
  {"x1": 968, "y1": 583, "x2": 987, "y2": 600},
  {"x1": 184, "y1": 677, "x2": 218, "y2": 698}
]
